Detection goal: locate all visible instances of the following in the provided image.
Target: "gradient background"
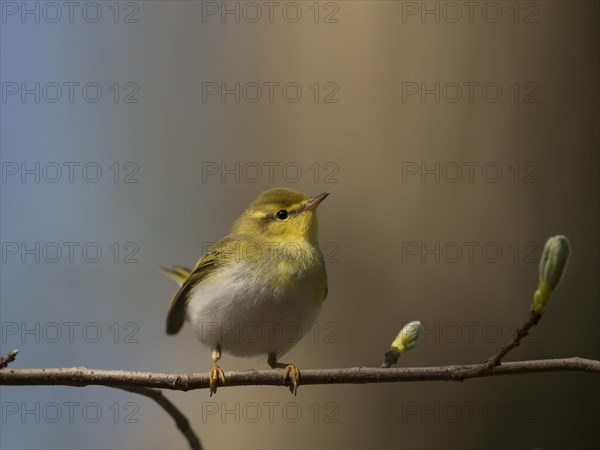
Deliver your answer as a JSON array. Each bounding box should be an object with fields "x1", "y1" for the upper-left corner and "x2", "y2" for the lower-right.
[{"x1": 1, "y1": 1, "x2": 598, "y2": 449}]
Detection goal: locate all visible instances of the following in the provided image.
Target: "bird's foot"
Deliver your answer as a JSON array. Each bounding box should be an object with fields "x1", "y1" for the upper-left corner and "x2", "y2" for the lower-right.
[
  {"x1": 209, "y1": 363, "x2": 225, "y2": 396},
  {"x1": 282, "y1": 364, "x2": 300, "y2": 396}
]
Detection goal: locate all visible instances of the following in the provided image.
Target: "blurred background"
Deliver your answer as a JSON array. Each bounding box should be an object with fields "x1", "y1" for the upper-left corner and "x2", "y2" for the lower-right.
[{"x1": 1, "y1": 1, "x2": 598, "y2": 449}]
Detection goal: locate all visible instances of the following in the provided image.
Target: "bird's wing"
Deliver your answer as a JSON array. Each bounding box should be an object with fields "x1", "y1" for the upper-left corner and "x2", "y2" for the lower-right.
[
  {"x1": 321, "y1": 269, "x2": 328, "y2": 302},
  {"x1": 165, "y1": 238, "x2": 235, "y2": 335},
  {"x1": 161, "y1": 266, "x2": 192, "y2": 285}
]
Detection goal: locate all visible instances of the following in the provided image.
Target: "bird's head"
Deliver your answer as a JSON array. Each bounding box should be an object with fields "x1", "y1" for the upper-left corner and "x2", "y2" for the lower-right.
[{"x1": 232, "y1": 188, "x2": 329, "y2": 244}]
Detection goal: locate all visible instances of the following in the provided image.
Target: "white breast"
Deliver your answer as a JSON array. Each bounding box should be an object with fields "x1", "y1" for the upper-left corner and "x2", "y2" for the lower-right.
[{"x1": 185, "y1": 259, "x2": 323, "y2": 358}]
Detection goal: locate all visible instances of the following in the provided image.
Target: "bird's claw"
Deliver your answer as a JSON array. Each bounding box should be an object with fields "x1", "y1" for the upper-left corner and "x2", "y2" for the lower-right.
[
  {"x1": 282, "y1": 364, "x2": 300, "y2": 395},
  {"x1": 209, "y1": 363, "x2": 225, "y2": 396}
]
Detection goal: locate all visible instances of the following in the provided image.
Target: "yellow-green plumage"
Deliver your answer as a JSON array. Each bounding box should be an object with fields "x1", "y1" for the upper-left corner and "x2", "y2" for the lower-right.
[
  {"x1": 164, "y1": 188, "x2": 329, "y2": 361},
  {"x1": 161, "y1": 265, "x2": 191, "y2": 284}
]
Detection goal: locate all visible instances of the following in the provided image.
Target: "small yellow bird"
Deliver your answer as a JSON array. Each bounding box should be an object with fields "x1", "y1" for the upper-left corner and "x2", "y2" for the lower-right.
[{"x1": 163, "y1": 188, "x2": 329, "y2": 395}]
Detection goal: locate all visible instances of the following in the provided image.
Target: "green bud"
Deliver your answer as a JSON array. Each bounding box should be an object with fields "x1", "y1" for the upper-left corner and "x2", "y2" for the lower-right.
[
  {"x1": 380, "y1": 321, "x2": 423, "y2": 368},
  {"x1": 532, "y1": 235, "x2": 571, "y2": 314},
  {"x1": 539, "y1": 235, "x2": 571, "y2": 290},
  {"x1": 391, "y1": 321, "x2": 422, "y2": 355}
]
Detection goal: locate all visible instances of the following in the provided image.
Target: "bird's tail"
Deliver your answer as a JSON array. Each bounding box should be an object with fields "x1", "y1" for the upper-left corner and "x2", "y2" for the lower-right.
[{"x1": 161, "y1": 266, "x2": 192, "y2": 286}]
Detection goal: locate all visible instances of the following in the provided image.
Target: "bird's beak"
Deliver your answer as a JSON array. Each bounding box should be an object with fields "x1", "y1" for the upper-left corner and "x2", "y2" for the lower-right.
[{"x1": 304, "y1": 192, "x2": 330, "y2": 211}]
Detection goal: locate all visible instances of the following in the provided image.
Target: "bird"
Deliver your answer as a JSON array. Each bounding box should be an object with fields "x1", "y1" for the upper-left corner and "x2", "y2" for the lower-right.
[{"x1": 163, "y1": 188, "x2": 329, "y2": 395}]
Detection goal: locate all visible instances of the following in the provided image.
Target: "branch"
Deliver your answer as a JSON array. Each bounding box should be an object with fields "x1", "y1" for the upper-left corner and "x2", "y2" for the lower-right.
[
  {"x1": 0, "y1": 348, "x2": 202, "y2": 450},
  {"x1": 483, "y1": 310, "x2": 541, "y2": 370},
  {"x1": 0, "y1": 236, "x2": 584, "y2": 450},
  {"x1": 1, "y1": 358, "x2": 598, "y2": 391},
  {"x1": 117, "y1": 386, "x2": 202, "y2": 450}
]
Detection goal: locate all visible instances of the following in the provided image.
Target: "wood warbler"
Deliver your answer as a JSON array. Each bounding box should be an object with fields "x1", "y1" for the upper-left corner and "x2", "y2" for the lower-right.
[{"x1": 163, "y1": 188, "x2": 329, "y2": 395}]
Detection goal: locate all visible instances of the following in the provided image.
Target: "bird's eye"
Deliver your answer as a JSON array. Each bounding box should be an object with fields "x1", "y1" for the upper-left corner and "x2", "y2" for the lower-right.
[{"x1": 276, "y1": 210, "x2": 289, "y2": 220}]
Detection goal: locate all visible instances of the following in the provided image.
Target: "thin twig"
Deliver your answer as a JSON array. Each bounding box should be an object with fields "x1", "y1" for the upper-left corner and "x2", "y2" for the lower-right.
[
  {"x1": 1, "y1": 358, "x2": 598, "y2": 391},
  {"x1": 0, "y1": 348, "x2": 202, "y2": 449},
  {"x1": 484, "y1": 310, "x2": 542, "y2": 370},
  {"x1": 117, "y1": 386, "x2": 202, "y2": 450},
  {"x1": 0, "y1": 292, "x2": 585, "y2": 450}
]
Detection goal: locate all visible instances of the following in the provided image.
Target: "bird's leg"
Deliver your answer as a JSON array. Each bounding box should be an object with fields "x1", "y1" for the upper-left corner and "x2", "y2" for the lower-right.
[
  {"x1": 209, "y1": 344, "x2": 225, "y2": 396},
  {"x1": 268, "y1": 352, "x2": 300, "y2": 395}
]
